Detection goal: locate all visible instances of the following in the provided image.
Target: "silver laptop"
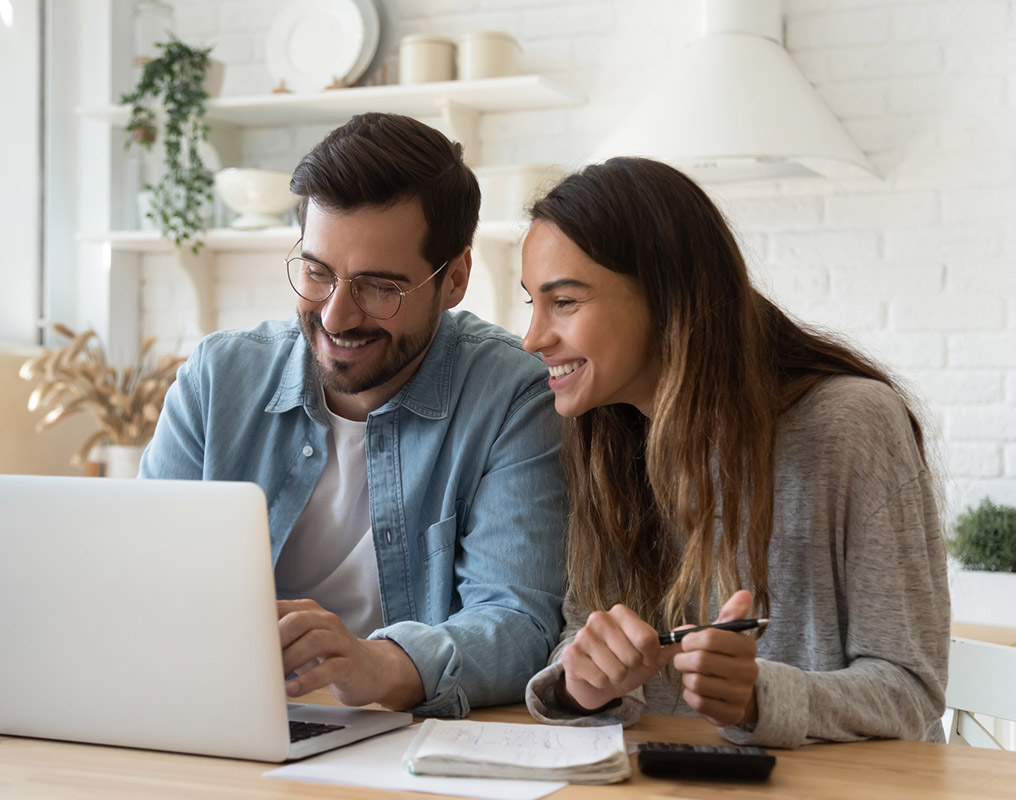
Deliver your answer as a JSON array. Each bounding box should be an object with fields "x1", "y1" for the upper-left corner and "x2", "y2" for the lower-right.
[{"x1": 0, "y1": 475, "x2": 411, "y2": 761}]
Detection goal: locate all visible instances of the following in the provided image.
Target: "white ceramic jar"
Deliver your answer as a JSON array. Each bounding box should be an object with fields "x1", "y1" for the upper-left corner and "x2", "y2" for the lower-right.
[
  {"x1": 457, "y1": 31, "x2": 522, "y2": 80},
  {"x1": 399, "y1": 34, "x2": 456, "y2": 84}
]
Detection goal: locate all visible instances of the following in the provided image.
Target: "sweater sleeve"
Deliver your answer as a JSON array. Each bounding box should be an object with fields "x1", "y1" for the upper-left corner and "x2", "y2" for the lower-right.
[
  {"x1": 721, "y1": 382, "x2": 950, "y2": 748},
  {"x1": 525, "y1": 589, "x2": 646, "y2": 727}
]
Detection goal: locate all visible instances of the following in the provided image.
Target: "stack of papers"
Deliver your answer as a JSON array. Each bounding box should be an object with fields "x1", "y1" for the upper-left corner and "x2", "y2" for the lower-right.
[
  {"x1": 403, "y1": 719, "x2": 631, "y2": 784},
  {"x1": 266, "y1": 725, "x2": 566, "y2": 800}
]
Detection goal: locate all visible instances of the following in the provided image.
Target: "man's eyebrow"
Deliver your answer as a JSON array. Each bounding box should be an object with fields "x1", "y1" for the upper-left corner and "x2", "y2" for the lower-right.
[{"x1": 299, "y1": 248, "x2": 412, "y2": 283}]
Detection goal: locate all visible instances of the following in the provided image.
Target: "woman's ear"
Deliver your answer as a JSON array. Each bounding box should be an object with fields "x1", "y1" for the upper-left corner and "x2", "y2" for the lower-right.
[{"x1": 441, "y1": 247, "x2": 472, "y2": 310}]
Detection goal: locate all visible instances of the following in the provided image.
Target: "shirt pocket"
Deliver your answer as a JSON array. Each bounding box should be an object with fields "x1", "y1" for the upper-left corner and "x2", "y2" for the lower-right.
[{"x1": 418, "y1": 513, "x2": 458, "y2": 622}]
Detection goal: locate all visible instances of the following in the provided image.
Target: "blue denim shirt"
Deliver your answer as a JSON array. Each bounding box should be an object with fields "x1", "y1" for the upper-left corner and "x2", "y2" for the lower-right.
[{"x1": 140, "y1": 311, "x2": 567, "y2": 717}]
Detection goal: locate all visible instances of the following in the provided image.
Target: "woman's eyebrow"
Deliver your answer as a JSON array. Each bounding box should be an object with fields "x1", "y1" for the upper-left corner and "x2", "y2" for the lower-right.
[{"x1": 536, "y1": 278, "x2": 593, "y2": 293}]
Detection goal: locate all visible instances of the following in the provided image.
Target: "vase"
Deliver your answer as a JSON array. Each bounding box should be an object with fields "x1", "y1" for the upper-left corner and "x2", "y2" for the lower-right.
[
  {"x1": 105, "y1": 444, "x2": 146, "y2": 479},
  {"x1": 132, "y1": 0, "x2": 175, "y2": 70},
  {"x1": 949, "y1": 565, "x2": 1016, "y2": 627}
]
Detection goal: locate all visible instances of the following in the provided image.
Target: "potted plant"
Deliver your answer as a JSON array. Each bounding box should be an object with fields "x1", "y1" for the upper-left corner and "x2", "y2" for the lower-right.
[
  {"x1": 949, "y1": 498, "x2": 1016, "y2": 627},
  {"x1": 19, "y1": 323, "x2": 186, "y2": 476},
  {"x1": 121, "y1": 35, "x2": 218, "y2": 252}
]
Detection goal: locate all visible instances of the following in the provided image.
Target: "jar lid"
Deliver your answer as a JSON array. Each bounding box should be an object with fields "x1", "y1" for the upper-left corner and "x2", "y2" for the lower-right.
[{"x1": 400, "y1": 34, "x2": 456, "y2": 47}]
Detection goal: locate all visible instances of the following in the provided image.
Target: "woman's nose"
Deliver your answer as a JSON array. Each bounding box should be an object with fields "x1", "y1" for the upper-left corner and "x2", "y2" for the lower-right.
[{"x1": 522, "y1": 312, "x2": 549, "y2": 355}]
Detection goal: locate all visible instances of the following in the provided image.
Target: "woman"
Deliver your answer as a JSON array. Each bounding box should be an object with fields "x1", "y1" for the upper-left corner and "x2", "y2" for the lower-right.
[{"x1": 520, "y1": 157, "x2": 949, "y2": 749}]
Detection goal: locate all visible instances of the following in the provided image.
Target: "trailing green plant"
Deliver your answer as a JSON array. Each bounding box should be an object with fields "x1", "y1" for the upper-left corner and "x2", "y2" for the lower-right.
[
  {"x1": 951, "y1": 498, "x2": 1016, "y2": 573},
  {"x1": 121, "y1": 36, "x2": 215, "y2": 253}
]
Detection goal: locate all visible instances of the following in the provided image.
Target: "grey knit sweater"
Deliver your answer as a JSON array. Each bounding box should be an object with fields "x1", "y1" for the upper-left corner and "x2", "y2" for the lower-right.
[{"x1": 526, "y1": 376, "x2": 950, "y2": 748}]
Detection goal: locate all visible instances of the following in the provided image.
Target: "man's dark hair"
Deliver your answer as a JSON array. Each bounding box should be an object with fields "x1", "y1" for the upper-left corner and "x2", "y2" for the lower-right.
[{"x1": 290, "y1": 112, "x2": 480, "y2": 271}]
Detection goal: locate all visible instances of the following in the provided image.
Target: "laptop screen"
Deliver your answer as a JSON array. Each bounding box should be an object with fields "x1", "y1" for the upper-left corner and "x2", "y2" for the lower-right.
[{"x1": 0, "y1": 476, "x2": 294, "y2": 760}]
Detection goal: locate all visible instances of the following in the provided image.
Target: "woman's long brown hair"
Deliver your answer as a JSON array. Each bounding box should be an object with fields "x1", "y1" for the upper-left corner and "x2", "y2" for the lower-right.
[{"x1": 531, "y1": 158, "x2": 925, "y2": 627}]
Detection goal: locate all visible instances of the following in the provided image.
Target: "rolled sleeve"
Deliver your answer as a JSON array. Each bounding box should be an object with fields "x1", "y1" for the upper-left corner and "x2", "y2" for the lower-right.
[{"x1": 369, "y1": 621, "x2": 468, "y2": 717}]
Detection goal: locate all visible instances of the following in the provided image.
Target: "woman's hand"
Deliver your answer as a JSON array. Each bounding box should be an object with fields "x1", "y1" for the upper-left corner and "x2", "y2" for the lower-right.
[
  {"x1": 559, "y1": 604, "x2": 678, "y2": 712},
  {"x1": 671, "y1": 590, "x2": 760, "y2": 728}
]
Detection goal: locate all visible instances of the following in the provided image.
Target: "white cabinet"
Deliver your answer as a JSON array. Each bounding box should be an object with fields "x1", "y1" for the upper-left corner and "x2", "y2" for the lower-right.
[{"x1": 79, "y1": 75, "x2": 583, "y2": 336}]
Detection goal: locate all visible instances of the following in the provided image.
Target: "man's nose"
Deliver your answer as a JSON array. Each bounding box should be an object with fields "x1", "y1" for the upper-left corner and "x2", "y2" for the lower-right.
[{"x1": 319, "y1": 281, "x2": 367, "y2": 333}]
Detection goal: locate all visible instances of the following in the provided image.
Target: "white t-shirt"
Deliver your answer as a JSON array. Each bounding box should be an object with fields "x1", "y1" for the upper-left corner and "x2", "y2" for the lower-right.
[{"x1": 274, "y1": 391, "x2": 384, "y2": 638}]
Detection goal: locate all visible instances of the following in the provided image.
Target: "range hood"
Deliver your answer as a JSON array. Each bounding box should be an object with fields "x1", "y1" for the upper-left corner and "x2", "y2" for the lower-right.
[{"x1": 595, "y1": 0, "x2": 876, "y2": 182}]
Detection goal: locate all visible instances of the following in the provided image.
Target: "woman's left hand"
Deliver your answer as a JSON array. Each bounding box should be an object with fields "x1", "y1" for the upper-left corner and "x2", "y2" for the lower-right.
[{"x1": 670, "y1": 589, "x2": 760, "y2": 728}]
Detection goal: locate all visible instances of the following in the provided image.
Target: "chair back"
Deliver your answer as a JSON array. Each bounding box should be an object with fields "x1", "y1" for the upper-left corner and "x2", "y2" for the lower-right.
[
  {"x1": 945, "y1": 636, "x2": 1016, "y2": 749},
  {"x1": 0, "y1": 344, "x2": 93, "y2": 475}
]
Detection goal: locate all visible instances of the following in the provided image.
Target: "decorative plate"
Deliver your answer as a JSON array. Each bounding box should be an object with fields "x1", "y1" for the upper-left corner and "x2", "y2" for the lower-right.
[
  {"x1": 345, "y1": 0, "x2": 380, "y2": 86},
  {"x1": 266, "y1": 0, "x2": 379, "y2": 93}
]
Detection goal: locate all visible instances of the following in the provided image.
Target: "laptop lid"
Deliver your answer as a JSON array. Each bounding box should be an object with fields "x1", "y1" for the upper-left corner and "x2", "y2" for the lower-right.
[{"x1": 0, "y1": 475, "x2": 409, "y2": 762}]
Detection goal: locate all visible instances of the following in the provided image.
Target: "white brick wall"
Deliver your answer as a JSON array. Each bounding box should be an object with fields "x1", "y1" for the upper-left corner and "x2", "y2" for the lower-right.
[{"x1": 143, "y1": 0, "x2": 1016, "y2": 521}]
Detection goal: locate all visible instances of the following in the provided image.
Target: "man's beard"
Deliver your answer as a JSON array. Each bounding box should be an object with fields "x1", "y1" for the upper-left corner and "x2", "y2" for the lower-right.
[{"x1": 298, "y1": 306, "x2": 441, "y2": 398}]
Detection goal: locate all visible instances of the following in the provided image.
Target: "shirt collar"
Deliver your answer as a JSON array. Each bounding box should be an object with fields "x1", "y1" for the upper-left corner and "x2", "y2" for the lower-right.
[
  {"x1": 266, "y1": 323, "x2": 321, "y2": 418},
  {"x1": 378, "y1": 311, "x2": 456, "y2": 420}
]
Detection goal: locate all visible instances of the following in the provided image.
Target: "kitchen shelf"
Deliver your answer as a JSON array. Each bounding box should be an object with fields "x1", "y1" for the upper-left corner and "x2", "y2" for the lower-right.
[
  {"x1": 86, "y1": 221, "x2": 527, "y2": 336},
  {"x1": 79, "y1": 74, "x2": 583, "y2": 127},
  {"x1": 88, "y1": 221, "x2": 525, "y2": 251}
]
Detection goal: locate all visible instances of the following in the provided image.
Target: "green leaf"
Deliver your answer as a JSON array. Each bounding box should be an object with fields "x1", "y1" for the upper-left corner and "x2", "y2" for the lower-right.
[
  {"x1": 952, "y1": 498, "x2": 1016, "y2": 572},
  {"x1": 122, "y1": 35, "x2": 215, "y2": 251}
]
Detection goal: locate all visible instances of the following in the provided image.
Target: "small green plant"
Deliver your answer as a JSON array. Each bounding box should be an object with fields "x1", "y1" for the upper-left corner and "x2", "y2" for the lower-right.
[
  {"x1": 121, "y1": 36, "x2": 215, "y2": 253},
  {"x1": 952, "y1": 498, "x2": 1016, "y2": 573}
]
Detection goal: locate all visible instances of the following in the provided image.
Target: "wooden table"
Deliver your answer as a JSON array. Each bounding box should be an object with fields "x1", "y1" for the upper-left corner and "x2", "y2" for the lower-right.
[
  {"x1": 951, "y1": 621, "x2": 1016, "y2": 647},
  {"x1": 3, "y1": 690, "x2": 1016, "y2": 799}
]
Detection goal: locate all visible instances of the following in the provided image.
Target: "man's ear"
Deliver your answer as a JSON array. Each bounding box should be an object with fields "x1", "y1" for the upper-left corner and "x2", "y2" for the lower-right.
[{"x1": 441, "y1": 247, "x2": 472, "y2": 310}]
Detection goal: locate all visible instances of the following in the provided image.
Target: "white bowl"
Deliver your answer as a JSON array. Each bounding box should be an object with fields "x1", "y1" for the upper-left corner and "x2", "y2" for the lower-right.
[{"x1": 214, "y1": 168, "x2": 300, "y2": 229}]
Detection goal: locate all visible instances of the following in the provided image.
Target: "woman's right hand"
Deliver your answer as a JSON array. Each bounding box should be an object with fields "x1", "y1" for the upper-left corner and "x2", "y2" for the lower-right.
[{"x1": 558, "y1": 603, "x2": 677, "y2": 712}]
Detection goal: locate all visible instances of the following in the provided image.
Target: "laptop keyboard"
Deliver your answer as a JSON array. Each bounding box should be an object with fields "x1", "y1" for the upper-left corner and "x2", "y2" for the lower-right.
[{"x1": 289, "y1": 720, "x2": 346, "y2": 742}]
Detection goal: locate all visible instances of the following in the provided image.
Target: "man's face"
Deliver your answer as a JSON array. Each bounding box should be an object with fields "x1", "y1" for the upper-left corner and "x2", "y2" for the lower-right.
[{"x1": 296, "y1": 198, "x2": 449, "y2": 420}]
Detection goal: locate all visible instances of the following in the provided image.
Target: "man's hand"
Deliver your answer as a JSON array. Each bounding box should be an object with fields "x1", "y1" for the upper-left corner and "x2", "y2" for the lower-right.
[
  {"x1": 277, "y1": 599, "x2": 425, "y2": 711},
  {"x1": 558, "y1": 604, "x2": 679, "y2": 712},
  {"x1": 670, "y1": 590, "x2": 760, "y2": 728}
]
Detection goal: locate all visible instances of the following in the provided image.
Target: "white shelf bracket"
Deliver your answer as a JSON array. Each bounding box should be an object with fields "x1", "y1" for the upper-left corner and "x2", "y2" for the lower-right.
[
  {"x1": 472, "y1": 237, "x2": 520, "y2": 330},
  {"x1": 175, "y1": 247, "x2": 217, "y2": 335},
  {"x1": 436, "y1": 99, "x2": 480, "y2": 165}
]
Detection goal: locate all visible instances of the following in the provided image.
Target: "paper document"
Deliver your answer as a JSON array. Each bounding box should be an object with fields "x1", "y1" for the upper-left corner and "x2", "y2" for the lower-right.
[
  {"x1": 265, "y1": 724, "x2": 566, "y2": 800},
  {"x1": 403, "y1": 719, "x2": 631, "y2": 784}
]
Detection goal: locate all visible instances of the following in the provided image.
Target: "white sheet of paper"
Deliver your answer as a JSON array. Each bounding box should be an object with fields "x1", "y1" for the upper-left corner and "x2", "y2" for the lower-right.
[{"x1": 264, "y1": 725, "x2": 567, "y2": 800}]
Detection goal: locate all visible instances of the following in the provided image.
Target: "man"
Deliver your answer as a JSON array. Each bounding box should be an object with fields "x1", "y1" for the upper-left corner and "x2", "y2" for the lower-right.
[{"x1": 140, "y1": 113, "x2": 567, "y2": 718}]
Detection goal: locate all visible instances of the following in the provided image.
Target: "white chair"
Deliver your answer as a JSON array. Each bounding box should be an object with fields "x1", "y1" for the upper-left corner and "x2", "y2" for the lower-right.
[{"x1": 944, "y1": 636, "x2": 1016, "y2": 749}]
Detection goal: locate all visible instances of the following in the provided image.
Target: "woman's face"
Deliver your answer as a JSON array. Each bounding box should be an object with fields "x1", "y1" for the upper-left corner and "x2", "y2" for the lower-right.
[{"x1": 521, "y1": 220, "x2": 661, "y2": 419}]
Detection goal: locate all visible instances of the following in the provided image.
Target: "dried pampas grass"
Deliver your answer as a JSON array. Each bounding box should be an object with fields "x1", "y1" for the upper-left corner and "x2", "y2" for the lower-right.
[{"x1": 19, "y1": 323, "x2": 186, "y2": 466}]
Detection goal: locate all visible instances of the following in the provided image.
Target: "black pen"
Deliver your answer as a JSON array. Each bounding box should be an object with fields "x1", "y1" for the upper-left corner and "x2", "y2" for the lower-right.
[{"x1": 658, "y1": 618, "x2": 769, "y2": 646}]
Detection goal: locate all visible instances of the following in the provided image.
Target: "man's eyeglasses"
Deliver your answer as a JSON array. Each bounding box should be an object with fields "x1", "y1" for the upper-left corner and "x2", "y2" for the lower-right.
[{"x1": 285, "y1": 239, "x2": 448, "y2": 320}]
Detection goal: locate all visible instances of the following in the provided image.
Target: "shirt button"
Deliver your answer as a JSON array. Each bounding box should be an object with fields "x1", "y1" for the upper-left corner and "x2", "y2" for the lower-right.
[{"x1": 302, "y1": 445, "x2": 313, "y2": 457}]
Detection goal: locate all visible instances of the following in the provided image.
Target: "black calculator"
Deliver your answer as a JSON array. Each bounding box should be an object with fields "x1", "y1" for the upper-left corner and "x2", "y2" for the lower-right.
[{"x1": 637, "y1": 741, "x2": 776, "y2": 781}]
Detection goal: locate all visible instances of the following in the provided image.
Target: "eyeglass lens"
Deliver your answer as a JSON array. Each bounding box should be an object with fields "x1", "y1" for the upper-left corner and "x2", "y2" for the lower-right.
[{"x1": 287, "y1": 258, "x2": 403, "y2": 319}]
